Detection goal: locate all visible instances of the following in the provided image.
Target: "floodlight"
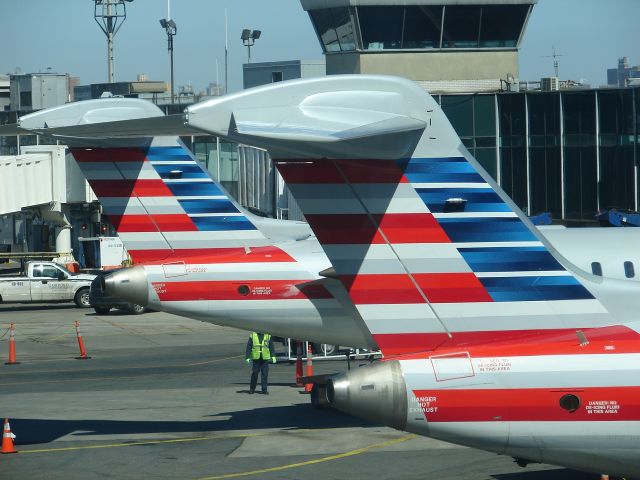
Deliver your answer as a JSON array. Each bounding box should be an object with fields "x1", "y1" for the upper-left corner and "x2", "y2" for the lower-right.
[
  {"x1": 160, "y1": 18, "x2": 178, "y2": 103},
  {"x1": 241, "y1": 28, "x2": 262, "y2": 63}
]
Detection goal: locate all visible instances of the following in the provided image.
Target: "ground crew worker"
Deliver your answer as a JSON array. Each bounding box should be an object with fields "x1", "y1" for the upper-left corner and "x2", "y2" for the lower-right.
[{"x1": 245, "y1": 331, "x2": 276, "y2": 394}]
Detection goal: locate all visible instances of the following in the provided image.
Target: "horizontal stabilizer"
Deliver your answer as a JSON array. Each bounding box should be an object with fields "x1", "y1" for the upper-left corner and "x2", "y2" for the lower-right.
[
  {"x1": 0, "y1": 77, "x2": 428, "y2": 159},
  {"x1": 22, "y1": 114, "x2": 207, "y2": 139}
]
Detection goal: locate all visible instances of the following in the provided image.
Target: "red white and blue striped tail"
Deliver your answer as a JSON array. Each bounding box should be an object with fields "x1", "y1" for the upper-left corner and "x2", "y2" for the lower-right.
[
  {"x1": 1, "y1": 98, "x2": 274, "y2": 264},
  {"x1": 204, "y1": 76, "x2": 612, "y2": 357},
  {"x1": 71, "y1": 137, "x2": 270, "y2": 263}
]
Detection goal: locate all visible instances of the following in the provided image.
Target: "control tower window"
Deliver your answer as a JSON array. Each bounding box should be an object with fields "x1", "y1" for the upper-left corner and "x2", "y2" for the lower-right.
[
  {"x1": 309, "y1": 7, "x2": 355, "y2": 52},
  {"x1": 358, "y1": 6, "x2": 442, "y2": 50},
  {"x1": 479, "y1": 5, "x2": 530, "y2": 47},
  {"x1": 442, "y1": 4, "x2": 530, "y2": 49},
  {"x1": 442, "y1": 6, "x2": 481, "y2": 48}
]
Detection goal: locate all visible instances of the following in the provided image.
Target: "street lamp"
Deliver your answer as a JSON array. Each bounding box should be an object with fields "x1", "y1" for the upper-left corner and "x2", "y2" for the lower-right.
[
  {"x1": 241, "y1": 29, "x2": 261, "y2": 63},
  {"x1": 92, "y1": 0, "x2": 133, "y2": 83},
  {"x1": 159, "y1": 18, "x2": 177, "y2": 103}
]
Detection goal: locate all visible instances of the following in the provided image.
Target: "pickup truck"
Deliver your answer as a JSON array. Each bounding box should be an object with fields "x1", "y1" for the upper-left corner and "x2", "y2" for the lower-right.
[{"x1": 0, "y1": 261, "x2": 95, "y2": 307}]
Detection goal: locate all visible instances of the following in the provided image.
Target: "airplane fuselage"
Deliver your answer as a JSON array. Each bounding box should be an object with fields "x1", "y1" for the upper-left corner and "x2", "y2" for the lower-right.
[
  {"x1": 109, "y1": 226, "x2": 640, "y2": 349},
  {"x1": 329, "y1": 323, "x2": 640, "y2": 478}
]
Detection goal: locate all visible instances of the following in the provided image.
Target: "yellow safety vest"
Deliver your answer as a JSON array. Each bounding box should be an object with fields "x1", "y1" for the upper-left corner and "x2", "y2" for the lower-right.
[{"x1": 250, "y1": 332, "x2": 271, "y2": 360}]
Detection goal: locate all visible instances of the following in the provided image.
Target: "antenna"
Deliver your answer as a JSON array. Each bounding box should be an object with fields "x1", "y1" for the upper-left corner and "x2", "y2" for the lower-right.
[{"x1": 543, "y1": 46, "x2": 565, "y2": 78}]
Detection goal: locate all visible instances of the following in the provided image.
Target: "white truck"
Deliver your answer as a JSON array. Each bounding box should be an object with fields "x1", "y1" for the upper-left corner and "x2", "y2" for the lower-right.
[{"x1": 0, "y1": 261, "x2": 95, "y2": 307}]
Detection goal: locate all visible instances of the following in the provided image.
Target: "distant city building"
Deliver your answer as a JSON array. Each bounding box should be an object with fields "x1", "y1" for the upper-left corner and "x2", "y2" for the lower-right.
[
  {"x1": 73, "y1": 80, "x2": 166, "y2": 102},
  {"x1": 300, "y1": 0, "x2": 536, "y2": 93},
  {"x1": 9, "y1": 73, "x2": 70, "y2": 110},
  {"x1": 243, "y1": 59, "x2": 326, "y2": 89},
  {"x1": 0, "y1": 75, "x2": 9, "y2": 111},
  {"x1": 607, "y1": 57, "x2": 640, "y2": 87},
  {"x1": 205, "y1": 82, "x2": 224, "y2": 96},
  {"x1": 68, "y1": 76, "x2": 80, "y2": 103}
]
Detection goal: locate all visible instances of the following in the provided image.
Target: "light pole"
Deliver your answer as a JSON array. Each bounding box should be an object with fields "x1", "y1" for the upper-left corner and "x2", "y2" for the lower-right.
[
  {"x1": 93, "y1": 0, "x2": 132, "y2": 83},
  {"x1": 241, "y1": 29, "x2": 261, "y2": 63},
  {"x1": 159, "y1": 18, "x2": 177, "y2": 103}
]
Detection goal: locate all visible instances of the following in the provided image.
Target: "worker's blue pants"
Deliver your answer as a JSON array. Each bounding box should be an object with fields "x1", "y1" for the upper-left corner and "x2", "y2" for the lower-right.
[{"x1": 250, "y1": 359, "x2": 269, "y2": 392}]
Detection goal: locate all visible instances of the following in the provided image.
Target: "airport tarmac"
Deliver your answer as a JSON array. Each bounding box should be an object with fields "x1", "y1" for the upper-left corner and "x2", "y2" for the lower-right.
[{"x1": 0, "y1": 304, "x2": 598, "y2": 480}]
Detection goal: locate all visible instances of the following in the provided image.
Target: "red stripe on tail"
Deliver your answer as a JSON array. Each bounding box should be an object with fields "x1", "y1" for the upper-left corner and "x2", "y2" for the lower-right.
[
  {"x1": 108, "y1": 214, "x2": 197, "y2": 232},
  {"x1": 90, "y1": 179, "x2": 173, "y2": 197}
]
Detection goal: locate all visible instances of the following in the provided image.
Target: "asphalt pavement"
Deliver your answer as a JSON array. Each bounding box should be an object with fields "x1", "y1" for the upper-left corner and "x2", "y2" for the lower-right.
[{"x1": 0, "y1": 303, "x2": 599, "y2": 479}]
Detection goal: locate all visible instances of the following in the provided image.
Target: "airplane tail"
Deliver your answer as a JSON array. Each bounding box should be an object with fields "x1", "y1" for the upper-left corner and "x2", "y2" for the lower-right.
[
  {"x1": 9, "y1": 99, "x2": 307, "y2": 263},
  {"x1": 256, "y1": 78, "x2": 611, "y2": 355},
  {"x1": 185, "y1": 75, "x2": 613, "y2": 356}
]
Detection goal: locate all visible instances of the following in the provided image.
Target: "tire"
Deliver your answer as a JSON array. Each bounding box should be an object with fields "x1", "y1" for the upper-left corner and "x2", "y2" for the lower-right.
[
  {"x1": 128, "y1": 304, "x2": 146, "y2": 315},
  {"x1": 94, "y1": 306, "x2": 111, "y2": 315},
  {"x1": 74, "y1": 288, "x2": 91, "y2": 308}
]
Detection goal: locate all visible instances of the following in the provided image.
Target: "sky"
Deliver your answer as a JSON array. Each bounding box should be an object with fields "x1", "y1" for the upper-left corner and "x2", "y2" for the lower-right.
[{"x1": 1, "y1": 0, "x2": 638, "y2": 93}]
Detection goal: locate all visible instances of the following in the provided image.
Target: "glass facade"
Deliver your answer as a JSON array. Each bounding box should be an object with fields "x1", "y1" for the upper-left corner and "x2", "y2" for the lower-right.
[
  {"x1": 598, "y1": 89, "x2": 635, "y2": 211},
  {"x1": 309, "y1": 4, "x2": 531, "y2": 52},
  {"x1": 498, "y1": 93, "x2": 528, "y2": 212},
  {"x1": 528, "y1": 93, "x2": 561, "y2": 217},
  {"x1": 563, "y1": 92, "x2": 597, "y2": 220},
  {"x1": 439, "y1": 94, "x2": 497, "y2": 179},
  {"x1": 438, "y1": 87, "x2": 639, "y2": 223},
  {"x1": 191, "y1": 137, "x2": 240, "y2": 200}
]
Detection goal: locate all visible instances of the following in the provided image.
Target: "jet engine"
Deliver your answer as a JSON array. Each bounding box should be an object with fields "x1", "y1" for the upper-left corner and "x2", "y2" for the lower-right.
[{"x1": 325, "y1": 360, "x2": 407, "y2": 430}]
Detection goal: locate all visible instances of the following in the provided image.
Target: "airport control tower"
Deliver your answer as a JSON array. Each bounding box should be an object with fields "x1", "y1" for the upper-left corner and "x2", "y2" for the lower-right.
[{"x1": 300, "y1": 0, "x2": 537, "y2": 93}]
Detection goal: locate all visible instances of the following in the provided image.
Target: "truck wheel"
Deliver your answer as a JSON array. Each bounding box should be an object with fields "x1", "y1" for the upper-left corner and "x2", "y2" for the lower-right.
[
  {"x1": 128, "y1": 304, "x2": 146, "y2": 315},
  {"x1": 74, "y1": 288, "x2": 91, "y2": 308},
  {"x1": 94, "y1": 307, "x2": 111, "y2": 315}
]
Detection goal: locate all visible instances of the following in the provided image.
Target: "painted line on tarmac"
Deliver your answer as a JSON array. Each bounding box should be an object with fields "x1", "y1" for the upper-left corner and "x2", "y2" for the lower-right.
[
  {"x1": 197, "y1": 434, "x2": 418, "y2": 480},
  {"x1": 188, "y1": 355, "x2": 242, "y2": 366},
  {"x1": 0, "y1": 355, "x2": 243, "y2": 385},
  {"x1": 17, "y1": 432, "x2": 267, "y2": 454}
]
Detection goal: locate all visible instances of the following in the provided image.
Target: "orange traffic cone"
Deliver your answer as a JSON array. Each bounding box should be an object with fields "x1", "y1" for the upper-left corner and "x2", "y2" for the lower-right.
[
  {"x1": 5, "y1": 323, "x2": 19, "y2": 365},
  {"x1": 304, "y1": 342, "x2": 314, "y2": 393},
  {"x1": 1, "y1": 418, "x2": 17, "y2": 454},
  {"x1": 295, "y1": 341, "x2": 303, "y2": 387},
  {"x1": 74, "y1": 321, "x2": 91, "y2": 360}
]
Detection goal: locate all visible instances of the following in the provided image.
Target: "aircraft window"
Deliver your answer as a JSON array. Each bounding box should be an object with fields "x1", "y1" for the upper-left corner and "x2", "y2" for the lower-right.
[
  {"x1": 559, "y1": 394, "x2": 580, "y2": 413},
  {"x1": 591, "y1": 262, "x2": 602, "y2": 276},
  {"x1": 237, "y1": 285, "x2": 250, "y2": 296},
  {"x1": 624, "y1": 261, "x2": 635, "y2": 278}
]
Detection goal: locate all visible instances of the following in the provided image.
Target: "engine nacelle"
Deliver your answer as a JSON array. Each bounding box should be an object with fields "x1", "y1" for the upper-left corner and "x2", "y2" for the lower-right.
[
  {"x1": 326, "y1": 360, "x2": 407, "y2": 431},
  {"x1": 102, "y1": 265, "x2": 149, "y2": 306}
]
